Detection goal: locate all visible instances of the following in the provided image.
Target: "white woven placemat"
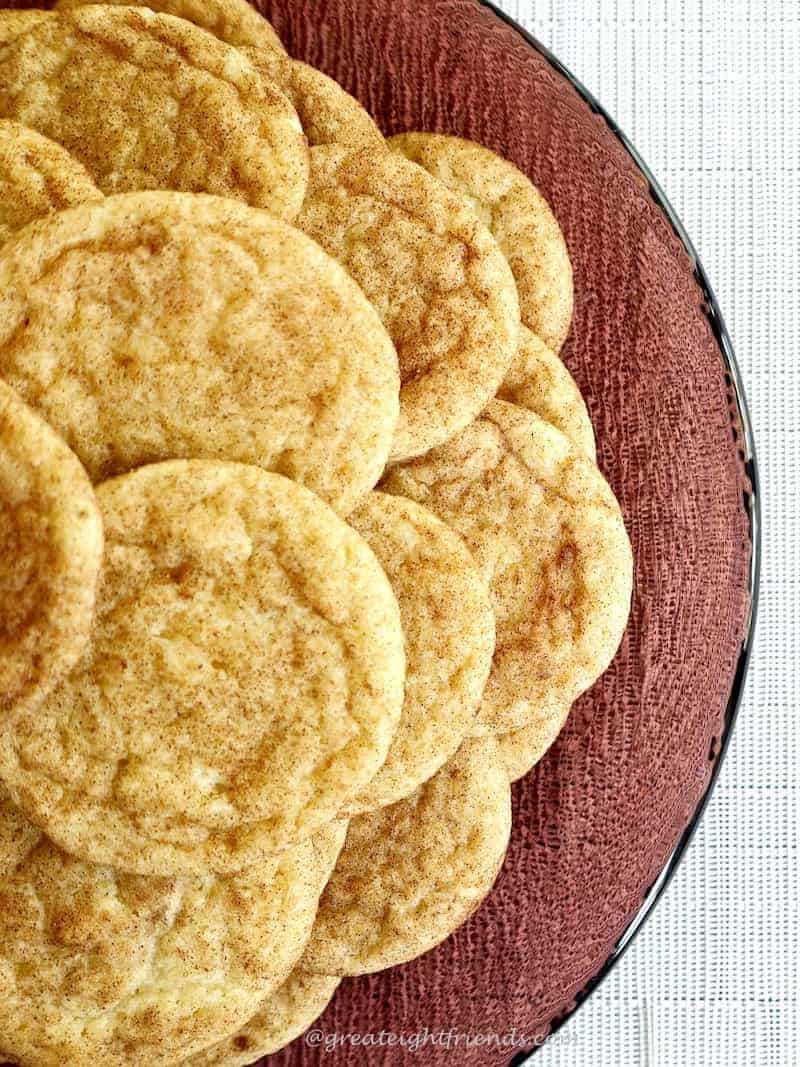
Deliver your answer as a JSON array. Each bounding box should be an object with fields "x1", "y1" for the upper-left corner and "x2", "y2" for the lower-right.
[{"x1": 488, "y1": 1, "x2": 797, "y2": 1065}]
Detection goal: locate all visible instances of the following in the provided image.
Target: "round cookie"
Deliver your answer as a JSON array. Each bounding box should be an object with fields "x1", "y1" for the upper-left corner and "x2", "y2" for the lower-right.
[
  {"x1": 0, "y1": 9, "x2": 53, "y2": 47},
  {"x1": 0, "y1": 120, "x2": 102, "y2": 244},
  {"x1": 303, "y1": 738, "x2": 512, "y2": 976},
  {"x1": 382, "y1": 400, "x2": 633, "y2": 736},
  {"x1": 0, "y1": 379, "x2": 103, "y2": 716},
  {"x1": 0, "y1": 785, "x2": 346, "y2": 1067},
  {"x1": 0, "y1": 7, "x2": 307, "y2": 219},
  {"x1": 497, "y1": 705, "x2": 571, "y2": 783},
  {"x1": 499, "y1": 324, "x2": 596, "y2": 459},
  {"x1": 243, "y1": 47, "x2": 385, "y2": 149},
  {"x1": 296, "y1": 145, "x2": 520, "y2": 461},
  {"x1": 186, "y1": 969, "x2": 341, "y2": 1065},
  {"x1": 389, "y1": 132, "x2": 573, "y2": 351},
  {"x1": 0, "y1": 191, "x2": 399, "y2": 514},
  {"x1": 345, "y1": 492, "x2": 495, "y2": 814},
  {"x1": 56, "y1": 0, "x2": 286, "y2": 53},
  {"x1": 0, "y1": 461, "x2": 405, "y2": 876}
]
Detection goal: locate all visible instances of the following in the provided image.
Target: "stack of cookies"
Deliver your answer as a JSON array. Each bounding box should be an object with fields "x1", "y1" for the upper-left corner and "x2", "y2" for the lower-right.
[{"x1": 0, "y1": 3, "x2": 633, "y2": 1064}]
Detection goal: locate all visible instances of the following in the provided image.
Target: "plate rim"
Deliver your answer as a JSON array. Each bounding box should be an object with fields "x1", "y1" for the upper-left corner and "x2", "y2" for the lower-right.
[{"x1": 471, "y1": 3, "x2": 762, "y2": 1061}]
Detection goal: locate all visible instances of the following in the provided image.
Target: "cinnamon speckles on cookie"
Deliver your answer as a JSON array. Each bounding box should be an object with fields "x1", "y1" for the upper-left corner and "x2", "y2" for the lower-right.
[
  {"x1": 382, "y1": 400, "x2": 632, "y2": 737},
  {"x1": 0, "y1": 786, "x2": 345, "y2": 1067},
  {"x1": 345, "y1": 492, "x2": 494, "y2": 814},
  {"x1": 0, "y1": 9, "x2": 53, "y2": 48},
  {"x1": 56, "y1": 0, "x2": 287, "y2": 53},
  {"x1": 390, "y1": 132, "x2": 573, "y2": 351},
  {"x1": 0, "y1": 120, "x2": 102, "y2": 244},
  {"x1": 303, "y1": 739, "x2": 512, "y2": 976},
  {"x1": 0, "y1": 191, "x2": 399, "y2": 514},
  {"x1": 0, "y1": 379, "x2": 102, "y2": 717},
  {"x1": 0, "y1": 461, "x2": 404, "y2": 875},
  {"x1": 0, "y1": 7, "x2": 306, "y2": 217},
  {"x1": 297, "y1": 145, "x2": 520, "y2": 460}
]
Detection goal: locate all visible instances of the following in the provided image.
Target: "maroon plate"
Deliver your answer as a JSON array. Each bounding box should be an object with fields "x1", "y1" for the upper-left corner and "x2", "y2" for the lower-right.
[
  {"x1": 0, "y1": 1, "x2": 757, "y2": 1064},
  {"x1": 255, "y1": 1, "x2": 757, "y2": 1063}
]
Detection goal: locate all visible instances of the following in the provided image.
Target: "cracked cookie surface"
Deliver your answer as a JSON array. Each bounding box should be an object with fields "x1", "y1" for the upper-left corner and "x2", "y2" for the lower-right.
[
  {"x1": 390, "y1": 132, "x2": 573, "y2": 351},
  {"x1": 0, "y1": 7, "x2": 306, "y2": 218},
  {"x1": 56, "y1": 0, "x2": 286, "y2": 53},
  {"x1": 382, "y1": 400, "x2": 632, "y2": 736},
  {"x1": 0, "y1": 191, "x2": 399, "y2": 514},
  {"x1": 0, "y1": 9, "x2": 53, "y2": 47},
  {"x1": 0, "y1": 120, "x2": 102, "y2": 244},
  {"x1": 345, "y1": 492, "x2": 494, "y2": 814},
  {"x1": 296, "y1": 145, "x2": 519, "y2": 461},
  {"x1": 0, "y1": 785, "x2": 345, "y2": 1067},
  {"x1": 0, "y1": 461, "x2": 405, "y2": 875},
  {"x1": 186, "y1": 967, "x2": 340, "y2": 1065},
  {"x1": 0, "y1": 379, "x2": 102, "y2": 717},
  {"x1": 243, "y1": 47, "x2": 385, "y2": 149},
  {"x1": 498, "y1": 324, "x2": 596, "y2": 459},
  {"x1": 303, "y1": 738, "x2": 511, "y2": 976}
]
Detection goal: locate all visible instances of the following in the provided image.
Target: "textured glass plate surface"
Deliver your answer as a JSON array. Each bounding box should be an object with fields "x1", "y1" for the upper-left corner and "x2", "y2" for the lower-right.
[
  {"x1": 259, "y1": 2, "x2": 761, "y2": 1062},
  {"x1": 0, "y1": 1, "x2": 761, "y2": 1062}
]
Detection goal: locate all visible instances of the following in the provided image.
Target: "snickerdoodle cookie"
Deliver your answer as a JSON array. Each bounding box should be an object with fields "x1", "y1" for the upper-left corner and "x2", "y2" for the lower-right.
[
  {"x1": 0, "y1": 7, "x2": 306, "y2": 218},
  {"x1": 244, "y1": 47, "x2": 385, "y2": 150},
  {"x1": 0, "y1": 379, "x2": 102, "y2": 716},
  {"x1": 0, "y1": 461, "x2": 404, "y2": 875},
  {"x1": 0, "y1": 785, "x2": 346, "y2": 1066},
  {"x1": 345, "y1": 492, "x2": 494, "y2": 814},
  {"x1": 0, "y1": 120, "x2": 102, "y2": 244},
  {"x1": 382, "y1": 400, "x2": 632, "y2": 736},
  {"x1": 186, "y1": 967, "x2": 341, "y2": 1065},
  {"x1": 303, "y1": 739, "x2": 511, "y2": 975},
  {"x1": 498, "y1": 325, "x2": 596, "y2": 459},
  {"x1": 297, "y1": 145, "x2": 519, "y2": 460},
  {"x1": 390, "y1": 132, "x2": 573, "y2": 351},
  {"x1": 56, "y1": 0, "x2": 287, "y2": 53},
  {"x1": 0, "y1": 191, "x2": 399, "y2": 514}
]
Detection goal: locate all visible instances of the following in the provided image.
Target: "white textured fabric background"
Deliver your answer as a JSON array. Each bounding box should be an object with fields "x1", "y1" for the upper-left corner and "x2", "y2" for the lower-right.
[{"x1": 484, "y1": 2, "x2": 797, "y2": 1065}]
